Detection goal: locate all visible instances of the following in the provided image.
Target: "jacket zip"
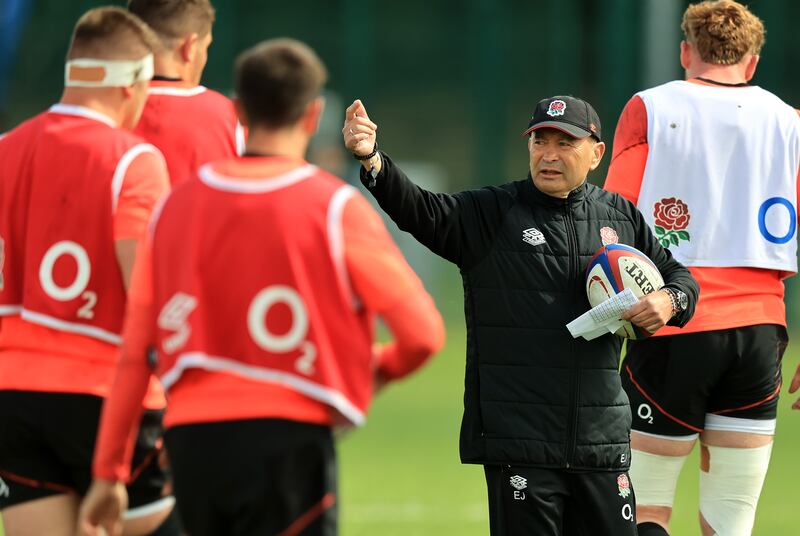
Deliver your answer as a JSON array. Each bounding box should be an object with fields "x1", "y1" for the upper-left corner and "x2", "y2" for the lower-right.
[{"x1": 562, "y1": 200, "x2": 581, "y2": 469}]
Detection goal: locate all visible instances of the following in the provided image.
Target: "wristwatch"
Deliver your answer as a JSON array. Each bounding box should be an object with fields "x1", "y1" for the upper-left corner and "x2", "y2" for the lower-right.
[{"x1": 663, "y1": 287, "x2": 688, "y2": 317}]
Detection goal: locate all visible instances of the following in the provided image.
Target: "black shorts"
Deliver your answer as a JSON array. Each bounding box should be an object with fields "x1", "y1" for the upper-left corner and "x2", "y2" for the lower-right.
[
  {"x1": 0, "y1": 390, "x2": 167, "y2": 510},
  {"x1": 165, "y1": 418, "x2": 336, "y2": 536},
  {"x1": 622, "y1": 324, "x2": 787, "y2": 436},
  {"x1": 484, "y1": 465, "x2": 637, "y2": 536}
]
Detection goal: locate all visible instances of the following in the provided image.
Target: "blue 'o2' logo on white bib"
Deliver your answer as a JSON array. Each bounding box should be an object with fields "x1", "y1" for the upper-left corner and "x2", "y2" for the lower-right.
[{"x1": 758, "y1": 197, "x2": 797, "y2": 244}]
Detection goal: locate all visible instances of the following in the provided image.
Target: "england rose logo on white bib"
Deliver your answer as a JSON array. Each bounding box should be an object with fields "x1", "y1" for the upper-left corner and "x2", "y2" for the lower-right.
[{"x1": 653, "y1": 197, "x2": 691, "y2": 248}]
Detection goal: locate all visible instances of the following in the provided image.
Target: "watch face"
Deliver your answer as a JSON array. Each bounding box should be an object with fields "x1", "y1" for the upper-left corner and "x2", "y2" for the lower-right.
[{"x1": 677, "y1": 290, "x2": 688, "y2": 310}]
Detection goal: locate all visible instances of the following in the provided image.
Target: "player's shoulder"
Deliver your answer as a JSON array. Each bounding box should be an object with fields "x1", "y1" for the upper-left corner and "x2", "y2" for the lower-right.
[
  {"x1": 123, "y1": 141, "x2": 167, "y2": 170},
  {"x1": 113, "y1": 126, "x2": 151, "y2": 146},
  {"x1": 635, "y1": 79, "x2": 683, "y2": 98},
  {"x1": 304, "y1": 167, "x2": 375, "y2": 212},
  {"x1": 96, "y1": 128, "x2": 159, "y2": 165},
  {"x1": 736, "y1": 87, "x2": 800, "y2": 127},
  {"x1": 0, "y1": 116, "x2": 36, "y2": 147},
  {"x1": 2, "y1": 109, "x2": 56, "y2": 140},
  {"x1": 196, "y1": 87, "x2": 237, "y2": 113},
  {"x1": 0, "y1": 115, "x2": 39, "y2": 161},
  {"x1": 190, "y1": 89, "x2": 238, "y2": 132},
  {"x1": 758, "y1": 88, "x2": 800, "y2": 118},
  {"x1": 200, "y1": 86, "x2": 233, "y2": 102},
  {"x1": 147, "y1": 85, "x2": 236, "y2": 115},
  {"x1": 62, "y1": 115, "x2": 152, "y2": 159},
  {"x1": 195, "y1": 159, "x2": 331, "y2": 194},
  {"x1": 308, "y1": 165, "x2": 354, "y2": 192}
]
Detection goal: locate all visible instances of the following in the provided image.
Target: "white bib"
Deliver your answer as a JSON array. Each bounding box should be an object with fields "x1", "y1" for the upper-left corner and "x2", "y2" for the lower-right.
[{"x1": 637, "y1": 80, "x2": 800, "y2": 273}]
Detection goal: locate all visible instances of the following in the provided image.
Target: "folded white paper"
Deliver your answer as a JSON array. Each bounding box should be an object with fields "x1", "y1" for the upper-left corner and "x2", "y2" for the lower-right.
[{"x1": 567, "y1": 288, "x2": 639, "y2": 341}]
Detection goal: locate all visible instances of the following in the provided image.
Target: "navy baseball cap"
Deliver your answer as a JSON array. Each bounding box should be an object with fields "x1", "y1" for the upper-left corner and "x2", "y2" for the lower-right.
[{"x1": 522, "y1": 95, "x2": 602, "y2": 141}]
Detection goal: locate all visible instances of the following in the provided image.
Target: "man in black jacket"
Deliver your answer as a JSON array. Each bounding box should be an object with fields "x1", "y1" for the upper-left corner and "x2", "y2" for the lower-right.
[{"x1": 343, "y1": 95, "x2": 699, "y2": 536}]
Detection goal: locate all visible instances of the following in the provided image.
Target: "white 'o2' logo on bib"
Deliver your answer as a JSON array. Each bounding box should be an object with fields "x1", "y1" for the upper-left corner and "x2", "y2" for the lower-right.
[
  {"x1": 248, "y1": 285, "x2": 316, "y2": 375},
  {"x1": 39, "y1": 241, "x2": 97, "y2": 318}
]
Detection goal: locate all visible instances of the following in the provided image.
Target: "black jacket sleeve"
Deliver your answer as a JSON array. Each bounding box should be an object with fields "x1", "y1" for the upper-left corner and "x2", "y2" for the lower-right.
[
  {"x1": 624, "y1": 197, "x2": 699, "y2": 327},
  {"x1": 359, "y1": 152, "x2": 512, "y2": 268}
]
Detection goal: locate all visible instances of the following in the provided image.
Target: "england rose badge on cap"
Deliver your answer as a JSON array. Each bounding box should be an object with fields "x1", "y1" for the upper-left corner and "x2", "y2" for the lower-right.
[{"x1": 522, "y1": 95, "x2": 602, "y2": 141}]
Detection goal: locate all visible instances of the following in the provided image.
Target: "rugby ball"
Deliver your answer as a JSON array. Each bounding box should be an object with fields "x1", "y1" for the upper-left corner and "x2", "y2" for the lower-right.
[{"x1": 585, "y1": 244, "x2": 664, "y2": 339}]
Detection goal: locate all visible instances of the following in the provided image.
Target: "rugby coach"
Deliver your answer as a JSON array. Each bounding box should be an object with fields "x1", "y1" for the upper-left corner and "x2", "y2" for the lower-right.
[{"x1": 343, "y1": 95, "x2": 699, "y2": 535}]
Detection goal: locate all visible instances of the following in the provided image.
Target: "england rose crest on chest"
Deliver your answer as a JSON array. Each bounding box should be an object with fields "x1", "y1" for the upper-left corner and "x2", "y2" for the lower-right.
[{"x1": 600, "y1": 226, "x2": 619, "y2": 246}]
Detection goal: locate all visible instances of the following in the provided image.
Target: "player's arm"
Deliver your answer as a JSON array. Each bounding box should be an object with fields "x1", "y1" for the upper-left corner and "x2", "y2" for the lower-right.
[
  {"x1": 114, "y1": 241, "x2": 137, "y2": 291},
  {"x1": 343, "y1": 99, "x2": 510, "y2": 268},
  {"x1": 80, "y1": 148, "x2": 171, "y2": 533},
  {"x1": 603, "y1": 95, "x2": 649, "y2": 204},
  {"x1": 79, "y1": 237, "x2": 157, "y2": 535},
  {"x1": 113, "y1": 147, "x2": 170, "y2": 289},
  {"x1": 342, "y1": 192, "x2": 445, "y2": 384}
]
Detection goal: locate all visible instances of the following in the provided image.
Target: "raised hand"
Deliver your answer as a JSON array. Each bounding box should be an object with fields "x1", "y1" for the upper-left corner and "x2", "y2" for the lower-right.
[{"x1": 343, "y1": 99, "x2": 378, "y2": 158}]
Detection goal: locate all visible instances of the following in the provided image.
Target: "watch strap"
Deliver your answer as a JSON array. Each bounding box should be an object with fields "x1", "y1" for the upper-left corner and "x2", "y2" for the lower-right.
[{"x1": 663, "y1": 287, "x2": 680, "y2": 317}]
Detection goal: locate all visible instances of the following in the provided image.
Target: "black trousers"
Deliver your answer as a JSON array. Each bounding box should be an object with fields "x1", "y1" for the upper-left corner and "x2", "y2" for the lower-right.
[
  {"x1": 484, "y1": 464, "x2": 638, "y2": 536},
  {"x1": 165, "y1": 418, "x2": 336, "y2": 536}
]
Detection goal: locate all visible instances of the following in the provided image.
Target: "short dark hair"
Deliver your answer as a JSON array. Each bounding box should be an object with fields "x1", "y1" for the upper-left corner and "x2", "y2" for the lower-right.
[
  {"x1": 235, "y1": 38, "x2": 328, "y2": 129},
  {"x1": 128, "y1": 0, "x2": 215, "y2": 44},
  {"x1": 68, "y1": 7, "x2": 159, "y2": 60}
]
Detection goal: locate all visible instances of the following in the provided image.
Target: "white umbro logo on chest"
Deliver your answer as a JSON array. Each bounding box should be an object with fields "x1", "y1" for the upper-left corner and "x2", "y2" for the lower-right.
[
  {"x1": 522, "y1": 227, "x2": 546, "y2": 247},
  {"x1": 510, "y1": 475, "x2": 527, "y2": 490}
]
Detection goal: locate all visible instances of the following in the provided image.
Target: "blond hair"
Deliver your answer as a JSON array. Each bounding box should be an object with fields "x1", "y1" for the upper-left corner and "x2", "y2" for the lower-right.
[
  {"x1": 128, "y1": 0, "x2": 215, "y2": 46},
  {"x1": 68, "y1": 7, "x2": 159, "y2": 60},
  {"x1": 682, "y1": 0, "x2": 765, "y2": 65}
]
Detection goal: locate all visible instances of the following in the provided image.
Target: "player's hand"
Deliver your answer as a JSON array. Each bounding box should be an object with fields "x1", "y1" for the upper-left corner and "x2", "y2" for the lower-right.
[
  {"x1": 343, "y1": 99, "x2": 378, "y2": 158},
  {"x1": 77, "y1": 479, "x2": 128, "y2": 536},
  {"x1": 621, "y1": 290, "x2": 673, "y2": 334},
  {"x1": 789, "y1": 362, "x2": 800, "y2": 411}
]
